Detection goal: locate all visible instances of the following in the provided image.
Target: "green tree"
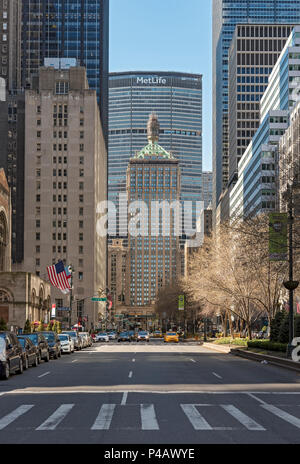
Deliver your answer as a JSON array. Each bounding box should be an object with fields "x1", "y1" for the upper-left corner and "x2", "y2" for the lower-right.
[
  {"x1": 46, "y1": 321, "x2": 53, "y2": 331},
  {"x1": 23, "y1": 319, "x2": 31, "y2": 334},
  {"x1": 270, "y1": 311, "x2": 285, "y2": 342},
  {"x1": 56, "y1": 321, "x2": 62, "y2": 334},
  {"x1": 278, "y1": 313, "x2": 289, "y2": 344},
  {"x1": 37, "y1": 321, "x2": 44, "y2": 332},
  {"x1": 52, "y1": 320, "x2": 58, "y2": 333},
  {"x1": 0, "y1": 317, "x2": 7, "y2": 331}
]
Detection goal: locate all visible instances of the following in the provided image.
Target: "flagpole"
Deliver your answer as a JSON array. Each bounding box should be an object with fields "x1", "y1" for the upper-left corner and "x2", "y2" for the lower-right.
[{"x1": 69, "y1": 266, "x2": 73, "y2": 330}]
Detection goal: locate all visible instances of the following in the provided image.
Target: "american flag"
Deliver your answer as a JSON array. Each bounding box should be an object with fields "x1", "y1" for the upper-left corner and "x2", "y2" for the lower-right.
[{"x1": 47, "y1": 261, "x2": 71, "y2": 294}]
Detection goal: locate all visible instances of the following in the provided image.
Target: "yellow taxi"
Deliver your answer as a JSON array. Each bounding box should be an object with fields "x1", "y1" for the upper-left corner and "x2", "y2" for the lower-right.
[
  {"x1": 164, "y1": 331, "x2": 179, "y2": 343},
  {"x1": 153, "y1": 330, "x2": 163, "y2": 338}
]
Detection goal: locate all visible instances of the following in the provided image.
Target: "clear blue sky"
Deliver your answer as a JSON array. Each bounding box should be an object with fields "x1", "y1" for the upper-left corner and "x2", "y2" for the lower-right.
[{"x1": 109, "y1": 0, "x2": 212, "y2": 171}]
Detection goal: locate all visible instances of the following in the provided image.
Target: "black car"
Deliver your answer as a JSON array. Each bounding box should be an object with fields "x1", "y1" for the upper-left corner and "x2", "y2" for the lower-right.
[
  {"x1": 118, "y1": 332, "x2": 131, "y2": 342},
  {"x1": 17, "y1": 336, "x2": 39, "y2": 369},
  {"x1": 0, "y1": 331, "x2": 24, "y2": 379},
  {"x1": 21, "y1": 333, "x2": 50, "y2": 363},
  {"x1": 40, "y1": 332, "x2": 61, "y2": 359}
]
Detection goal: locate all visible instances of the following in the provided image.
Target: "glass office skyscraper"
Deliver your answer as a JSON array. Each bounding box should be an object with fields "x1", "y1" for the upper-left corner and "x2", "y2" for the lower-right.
[
  {"x1": 21, "y1": 0, "x2": 109, "y2": 142},
  {"x1": 109, "y1": 71, "x2": 202, "y2": 239},
  {"x1": 212, "y1": 0, "x2": 300, "y2": 221}
]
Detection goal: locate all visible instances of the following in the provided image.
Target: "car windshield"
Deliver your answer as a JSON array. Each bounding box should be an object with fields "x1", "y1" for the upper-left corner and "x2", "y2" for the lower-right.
[
  {"x1": 59, "y1": 335, "x2": 68, "y2": 341},
  {"x1": 18, "y1": 338, "x2": 26, "y2": 347},
  {"x1": 43, "y1": 333, "x2": 54, "y2": 340},
  {"x1": 98, "y1": 333, "x2": 107, "y2": 336},
  {"x1": 120, "y1": 332, "x2": 128, "y2": 336},
  {"x1": 64, "y1": 332, "x2": 76, "y2": 338},
  {"x1": 23, "y1": 334, "x2": 38, "y2": 343},
  {"x1": 167, "y1": 332, "x2": 177, "y2": 336},
  {"x1": 139, "y1": 332, "x2": 148, "y2": 335},
  {"x1": 0, "y1": 333, "x2": 6, "y2": 339}
]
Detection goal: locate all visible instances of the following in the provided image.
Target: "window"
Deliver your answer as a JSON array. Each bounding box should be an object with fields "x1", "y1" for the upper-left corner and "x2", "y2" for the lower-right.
[
  {"x1": 55, "y1": 81, "x2": 69, "y2": 95},
  {"x1": 80, "y1": 131, "x2": 84, "y2": 139},
  {"x1": 79, "y1": 144, "x2": 84, "y2": 152},
  {"x1": 78, "y1": 272, "x2": 83, "y2": 281}
]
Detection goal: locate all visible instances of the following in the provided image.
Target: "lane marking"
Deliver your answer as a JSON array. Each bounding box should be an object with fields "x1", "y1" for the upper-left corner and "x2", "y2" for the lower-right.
[
  {"x1": 0, "y1": 405, "x2": 34, "y2": 430},
  {"x1": 38, "y1": 371, "x2": 50, "y2": 378},
  {"x1": 91, "y1": 404, "x2": 115, "y2": 430},
  {"x1": 36, "y1": 404, "x2": 74, "y2": 430},
  {"x1": 190, "y1": 359, "x2": 196, "y2": 363},
  {"x1": 212, "y1": 372, "x2": 222, "y2": 379},
  {"x1": 132, "y1": 359, "x2": 136, "y2": 362},
  {"x1": 71, "y1": 360, "x2": 77, "y2": 363},
  {"x1": 181, "y1": 404, "x2": 213, "y2": 430},
  {"x1": 128, "y1": 371, "x2": 133, "y2": 378},
  {"x1": 247, "y1": 393, "x2": 267, "y2": 405},
  {"x1": 221, "y1": 404, "x2": 265, "y2": 431},
  {"x1": 261, "y1": 404, "x2": 300, "y2": 429},
  {"x1": 140, "y1": 404, "x2": 159, "y2": 430},
  {"x1": 121, "y1": 391, "x2": 128, "y2": 405}
]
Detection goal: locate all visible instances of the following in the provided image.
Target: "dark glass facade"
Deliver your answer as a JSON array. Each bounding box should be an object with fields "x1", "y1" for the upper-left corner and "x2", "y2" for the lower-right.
[
  {"x1": 109, "y1": 72, "x2": 202, "y2": 238},
  {"x1": 21, "y1": 0, "x2": 109, "y2": 142}
]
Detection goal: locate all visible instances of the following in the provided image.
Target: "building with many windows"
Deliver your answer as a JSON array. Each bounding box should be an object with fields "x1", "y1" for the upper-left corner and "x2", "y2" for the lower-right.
[
  {"x1": 127, "y1": 114, "x2": 182, "y2": 310},
  {"x1": 202, "y1": 171, "x2": 213, "y2": 208},
  {"x1": 21, "y1": 0, "x2": 109, "y2": 143},
  {"x1": 212, "y1": 0, "x2": 300, "y2": 223},
  {"x1": 0, "y1": 0, "x2": 21, "y2": 91},
  {"x1": 23, "y1": 66, "x2": 107, "y2": 330},
  {"x1": 230, "y1": 26, "x2": 300, "y2": 219},
  {"x1": 109, "y1": 71, "x2": 202, "y2": 240}
]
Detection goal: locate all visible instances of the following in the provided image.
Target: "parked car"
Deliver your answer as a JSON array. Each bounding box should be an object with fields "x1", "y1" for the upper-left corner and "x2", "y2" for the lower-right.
[
  {"x1": 62, "y1": 331, "x2": 82, "y2": 351},
  {"x1": 21, "y1": 332, "x2": 50, "y2": 363},
  {"x1": 118, "y1": 332, "x2": 131, "y2": 342},
  {"x1": 0, "y1": 332, "x2": 24, "y2": 379},
  {"x1": 108, "y1": 332, "x2": 117, "y2": 340},
  {"x1": 128, "y1": 330, "x2": 137, "y2": 341},
  {"x1": 164, "y1": 332, "x2": 179, "y2": 343},
  {"x1": 137, "y1": 331, "x2": 150, "y2": 342},
  {"x1": 96, "y1": 332, "x2": 109, "y2": 342},
  {"x1": 17, "y1": 336, "x2": 39, "y2": 369},
  {"x1": 153, "y1": 330, "x2": 163, "y2": 338},
  {"x1": 80, "y1": 332, "x2": 93, "y2": 347},
  {"x1": 58, "y1": 334, "x2": 74, "y2": 354},
  {"x1": 40, "y1": 332, "x2": 61, "y2": 359},
  {"x1": 78, "y1": 333, "x2": 88, "y2": 348}
]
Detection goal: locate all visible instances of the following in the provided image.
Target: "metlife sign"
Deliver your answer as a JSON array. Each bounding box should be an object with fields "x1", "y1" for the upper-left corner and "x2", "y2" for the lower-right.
[{"x1": 136, "y1": 76, "x2": 167, "y2": 86}]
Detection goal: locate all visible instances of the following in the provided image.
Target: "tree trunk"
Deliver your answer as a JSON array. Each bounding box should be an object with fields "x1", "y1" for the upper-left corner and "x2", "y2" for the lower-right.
[{"x1": 223, "y1": 311, "x2": 228, "y2": 337}]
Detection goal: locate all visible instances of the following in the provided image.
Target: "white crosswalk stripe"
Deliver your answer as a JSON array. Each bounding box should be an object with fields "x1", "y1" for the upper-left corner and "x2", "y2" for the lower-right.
[
  {"x1": 221, "y1": 405, "x2": 265, "y2": 431},
  {"x1": 36, "y1": 404, "x2": 74, "y2": 430},
  {"x1": 261, "y1": 404, "x2": 300, "y2": 429},
  {"x1": 91, "y1": 404, "x2": 116, "y2": 430},
  {"x1": 140, "y1": 404, "x2": 159, "y2": 430},
  {"x1": 0, "y1": 405, "x2": 34, "y2": 430},
  {"x1": 181, "y1": 404, "x2": 213, "y2": 430}
]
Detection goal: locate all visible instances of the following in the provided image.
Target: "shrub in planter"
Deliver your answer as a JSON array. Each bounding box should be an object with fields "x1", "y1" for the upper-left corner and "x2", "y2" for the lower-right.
[
  {"x1": 248, "y1": 340, "x2": 287, "y2": 352},
  {"x1": 278, "y1": 313, "x2": 289, "y2": 344},
  {"x1": 270, "y1": 311, "x2": 285, "y2": 342}
]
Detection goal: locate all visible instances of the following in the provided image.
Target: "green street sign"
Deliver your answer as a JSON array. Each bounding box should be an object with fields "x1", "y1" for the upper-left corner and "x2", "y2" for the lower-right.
[
  {"x1": 269, "y1": 213, "x2": 288, "y2": 261},
  {"x1": 91, "y1": 297, "x2": 107, "y2": 302},
  {"x1": 178, "y1": 295, "x2": 185, "y2": 311}
]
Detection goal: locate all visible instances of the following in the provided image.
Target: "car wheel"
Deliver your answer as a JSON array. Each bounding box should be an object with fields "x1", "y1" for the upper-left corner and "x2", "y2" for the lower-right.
[
  {"x1": 17, "y1": 358, "x2": 23, "y2": 374},
  {"x1": 33, "y1": 355, "x2": 38, "y2": 367},
  {"x1": 38, "y1": 352, "x2": 42, "y2": 364},
  {"x1": 44, "y1": 351, "x2": 50, "y2": 362},
  {"x1": 1, "y1": 362, "x2": 10, "y2": 380}
]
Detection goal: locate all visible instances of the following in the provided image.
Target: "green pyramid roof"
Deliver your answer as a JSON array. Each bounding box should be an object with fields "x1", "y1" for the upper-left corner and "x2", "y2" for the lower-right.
[{"x1": 134, "y1": 141, "x2": 175, "y2": 160}]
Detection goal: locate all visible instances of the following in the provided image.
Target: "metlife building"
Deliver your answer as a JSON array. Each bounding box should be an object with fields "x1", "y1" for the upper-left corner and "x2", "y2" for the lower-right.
[{"x1": 108, "y1": 71, "x2": 202, "y2": 241}]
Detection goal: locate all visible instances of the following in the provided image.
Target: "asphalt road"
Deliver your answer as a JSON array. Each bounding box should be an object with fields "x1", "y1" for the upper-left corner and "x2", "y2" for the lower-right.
[{"x1": 0, "y1": 340, "x2": 300, "y2": 444}]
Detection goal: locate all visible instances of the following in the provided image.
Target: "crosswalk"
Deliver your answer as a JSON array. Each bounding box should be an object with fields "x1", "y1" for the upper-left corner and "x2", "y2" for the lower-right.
[{"x1": 0, "y1": 401, "x2": 299, "y2": 432}]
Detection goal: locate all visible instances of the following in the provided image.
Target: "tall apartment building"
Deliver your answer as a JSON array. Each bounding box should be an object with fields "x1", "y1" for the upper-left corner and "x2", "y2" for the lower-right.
[
  {"x1": 202, "y1": 171, "x2": 213, "y2": 208},
  {"x1": 109, "y1": 71, "x2": 202, "y2": 239},
  {"x1": 21, "y1": 0, "x2": 109, "y2": 143},
  {"x1": 230, "y1": 26, "x2": 300, "y2": 219},
  {"x1": 228, "y1": 24, "x2": 293, "y2": 186},
  {"x1": 212, "y1": 0, "x2": 300, "y2": 223},
  {"x1": 279, "y1": 101, "x2": 300, "y2": 216},
  {"x1": 0, "y1": 0, "x2": 21, "y2": 90},
  {"x1": 127, "y1": 114, "x2": 181, "y2": 309},
  {"x1": 23, "y1": 66, "x2": 107, "y2": 330},
  {"x1": 0, "y1": 167, "x2": 10, "y2": 271}
]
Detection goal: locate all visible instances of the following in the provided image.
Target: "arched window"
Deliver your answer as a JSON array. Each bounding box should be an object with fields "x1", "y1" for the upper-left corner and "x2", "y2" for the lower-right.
[{"x1": 0, "y1": 290, "x2": 10, "y2": 302}]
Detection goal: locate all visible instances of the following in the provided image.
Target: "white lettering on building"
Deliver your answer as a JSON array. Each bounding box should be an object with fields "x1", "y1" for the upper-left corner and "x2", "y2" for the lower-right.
[{"x1": 136, "y1": 77, "x2": 167, "y2": 85}]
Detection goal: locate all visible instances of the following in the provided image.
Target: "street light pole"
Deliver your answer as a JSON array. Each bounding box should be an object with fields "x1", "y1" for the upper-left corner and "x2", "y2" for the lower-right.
[
  {"x1": 284, "y1": 187, "x2": 299, "y2": 358},
  {"x1": 69, "y1": 267, "x2": 73, "y2": 330}
]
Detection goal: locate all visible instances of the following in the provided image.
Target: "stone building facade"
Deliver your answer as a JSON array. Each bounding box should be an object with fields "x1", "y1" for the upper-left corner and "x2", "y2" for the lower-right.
[{"x1": 0, "y1": 168, "x2": 11, "y2": 272}]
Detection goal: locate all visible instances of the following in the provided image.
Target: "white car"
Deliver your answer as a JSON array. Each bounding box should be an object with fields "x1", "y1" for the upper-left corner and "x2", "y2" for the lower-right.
[
  {"x1": 108, "y1": 332, "x2": 117, "y2": 340},
  {"x1": 137, "y1": 331, "x2": 150, "y2": 342},
  {"x1": 58, "y1": 334, "x2": 74, "y2": 354},
  {"x1": 96, "y1": 333, "x2": 109, "y2": 342}
]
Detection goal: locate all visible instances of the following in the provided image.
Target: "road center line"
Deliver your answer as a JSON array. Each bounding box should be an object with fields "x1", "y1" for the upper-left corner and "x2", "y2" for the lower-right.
[
  {"x1": 128, "y1": 371, "x2": 133, "y2": 378},
  {"x1": 121, "y1": 391, "x2": 128, "y2": 405},
  {"x1": 190, "y1": 359, "x2": 196, "y2": 363},
  {"x1": 212, "y1": 372, "x2": 222, "y2": 379},
  {"x1": 71, "y1": 360, "x2": 77, "y2": 363},
  {"x1": 38, "y1": 371, "x2": 50, "y2": 378},
  {"x1": 247, "y1": 393, "x2": 267, "y2": 405}
]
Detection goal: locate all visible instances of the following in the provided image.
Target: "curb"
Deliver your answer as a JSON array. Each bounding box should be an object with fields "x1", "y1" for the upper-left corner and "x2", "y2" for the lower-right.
[
  {"x1": 231, "y1": 348, "x2": 300, "y2": 372},
  {"x1": 202, "y1": 343, "x2": 231, "y2": 354}
]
